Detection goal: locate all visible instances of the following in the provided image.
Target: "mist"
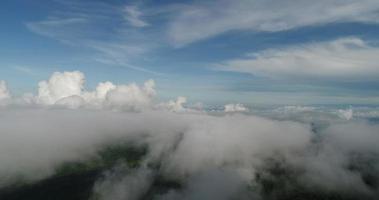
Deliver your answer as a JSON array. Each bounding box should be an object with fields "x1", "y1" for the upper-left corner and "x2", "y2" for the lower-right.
[
  {"x1": 0, "y1": 71, "x2": 378, "y2": 200},
  {"x1": 0, "y1": 106, "x2": 378, "y2": 199}
]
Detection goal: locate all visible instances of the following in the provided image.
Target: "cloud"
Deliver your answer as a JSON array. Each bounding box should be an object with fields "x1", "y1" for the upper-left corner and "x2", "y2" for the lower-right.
[
  {"x1": 275, "y1": 106, "x2": 315, "y2": 113},
  {"x1": 26, "y1": 18, "x2": 89, "y2": 40},
  {"x1": 2, "y1": 105, "x2": 378, "y2": 197},
  {"x1": 1, "y1": 70, "x2": 379, "y2": 198},
  {"x1": 294, "y1": 121, "x2": 379, "y2": 193},
  {"x1": 0, "y1": 80, "x2": 11, "y2": 104},
  {"x1": 93, "y1": 165, "x2": 153, "y2": 200},
  {"x1": 0, "y1": 108, "x2": 312, "y2": 187},
  {"x1": 337, "y1": 108, "x2": 354, "y2": 120},
  {"x1": 168, "y1": 0, "x2": 379, "y2": 46},
  {"x1": 157, "y1": 96, "x2": 188, "y2": 112},
  {"x1": 55, "y1": 95, "x2": 86, "y2": 109},
  {"x1": 325, "y1": 122, "x2": 379, "y2": 153},
  {"x1": 1, "y1": 74, "x2": 379, "y2": 198},
  {"x1": 25, "y1": 1, "x2": 159, "y2": 74},
  {"x1": 218, "y1": 37, "x2": 379, "y2": 80},
  {"x1": 124, "y1": 6, "x2": 150, "y2": 28},
  {"x1": 85, "y1": 81, "x2": 116, "y2": 102},
  {"x1": 36, "y1": 71, "x2": 85, "y2": 105},
  {"x1": 103, "y1": 80, "x2": 156, "y2": 111},
  {"x1": 28, "y1": 71, "x2": 156, "y2": 111},
  {"x1": 156, "y1": 169, "x2": 253, "y2": 200},
  {"x1": 224, "y1": 103, "x2": 249, "y2": 113},
  {"x1": 90, "y1": 42, "x2": 163, "y2": 75}
]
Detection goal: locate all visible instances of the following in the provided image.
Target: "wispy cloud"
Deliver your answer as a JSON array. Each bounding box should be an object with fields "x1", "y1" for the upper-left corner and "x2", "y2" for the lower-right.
[
  {"x1": 26, "y1": 17, "x2": 89, "y2": 45},
  {"x1": 124, "y1": 5, "x2": 149, "y2": 27},
  {"x1": 168, "y1": 0, "x2": 379, "y2": 46},
  {"x1": 217, "y1": 37, "x2": 379, "y2": 81},
  {"x1": 12, "y1": 66, "x2": 38, "y2": 76},
  {"x1": 25, "y1": 1, "x2": 159, "y2": 74}
]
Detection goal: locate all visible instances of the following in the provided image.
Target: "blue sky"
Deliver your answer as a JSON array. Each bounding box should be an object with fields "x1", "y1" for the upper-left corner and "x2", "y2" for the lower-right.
[{"x1": 1, "y1": 0, "x2": 379, "y2": 105}]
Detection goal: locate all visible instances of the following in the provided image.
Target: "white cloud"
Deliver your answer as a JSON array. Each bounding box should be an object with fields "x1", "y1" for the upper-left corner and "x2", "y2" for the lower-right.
[
  {"x1": 275, "y1": 106, "x2": 315, "y2": 113},
  {"x1": 124, "y1": 6, "x2": 149, "y2": 27},
  {"x1": 104, "y1": 80, "x2": 156, "y2": 111},
  {"x1": 30, "y1": 71, "x2": 156, "y2": 111},
  {"x1": 86, "y1": 81, "x2": 116, "y2": 101},
  {"x1": 89, "y1": 42, "x2": 162, "y2": 75},
  {"x1": 224, "y1": 103, "x2": 248, "y2": 113},
  {"x1": 0, "y1": 80, "x2": 11, "y2": 103},
  {"x1": 218, "y1": 37, "x2": 379, "y2": 80},
  {"x1": 1, "y1": 78, "x2": 379, "y2": 196},
  {"x1": 157, "y1": 169, "x2": 251, "y2": 200},
  {"x1": 158, "y1": 96, "x2": 188, "y2": 112},
  {"x1": 26, "y1": 18, "x2": 88, "y2": 40},
  {"x1": 36, "y1": 71, "x2": 85, "y2": 105},
  {"x1": 325, "y1": 122, "x2": 379, "y2": 153},
  {"x1": 55, "y1": 95, "x2": 86, "y2": 109},
  {"x1": 25, "y1": 2, "x2": 159, "y2": 74},
  {"x1": 337, "y1": 108, "x2": 353, "y2": 120},
  {"x1": 0, "y1": 108, "x2": 312, "y2": 187},
  {"x1": 157, "y1": 97, "x2": 208, "y2": 113},
  {"x1": 168, "y1": 0, "x2": 379, "y2": 46},
  {"x1": 93, "y1": 165, "x2": 153, "y2": 200}
]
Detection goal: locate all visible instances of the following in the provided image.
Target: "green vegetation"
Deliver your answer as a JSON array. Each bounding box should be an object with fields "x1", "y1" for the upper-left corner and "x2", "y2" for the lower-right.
[
  {"x1": 1, "y1": 143, "x2": 377, "y2": 200},
  {"x1": 0, "y1": 142, "x2": 184, "y2": 200},
  {"x1": 55, "y1": 142, "x2": 148, "y2": 176},
  {"x1": 0, "y1": 142, "x2": 150, "y2": 200},
  {"x1": 254, "y1": 156, "x2": 378, "y2": 200}
]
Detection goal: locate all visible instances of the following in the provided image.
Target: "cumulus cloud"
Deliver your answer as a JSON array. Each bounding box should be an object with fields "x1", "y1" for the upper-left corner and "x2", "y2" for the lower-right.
[
  {"x1": 218, "y1": 37, "x2": 379, "y2": 80},
  {"x1": 103, "y1": 80, "x2": 155, "y2": 111},
  {"x1": 157, "y1": 96, "x2": 188, "y2": 112},
  {"x1": 36, "y1": 71, "x2": 85, "y2": 105},
  {"x1": 169, "y1": 0, "x2": 379, "y2": 46},
  {"x1": 224, "y1": 103, "x2": 248, "y2": 112},
  {"x1": 55, "y1": 95, "x2": 86, "y2": 109},
  {"x1": 28, "y1": 71, "x2": 156, "y2": 111},
  {"x1": 82, "y1": 81, "x2": 116, "y2": 107}
]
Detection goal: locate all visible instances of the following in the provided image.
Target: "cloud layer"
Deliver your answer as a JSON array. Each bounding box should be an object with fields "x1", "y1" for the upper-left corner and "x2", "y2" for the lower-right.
[
  {"x1": 0, "y1": 71, "x2": 379, "y2": 199},
  {"x1": 0, "y1": 105, "x2": 379, "y2": 199},
  {"x1": 218, "y1": 37, "x2": 379, "y2": 80}
]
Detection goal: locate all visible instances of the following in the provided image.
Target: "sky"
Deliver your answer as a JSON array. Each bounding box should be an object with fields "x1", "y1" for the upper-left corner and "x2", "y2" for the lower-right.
[{"x1": 1, "y1": 0, "x2": 379, "y2": 105}]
